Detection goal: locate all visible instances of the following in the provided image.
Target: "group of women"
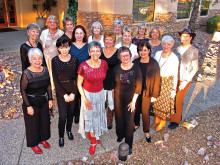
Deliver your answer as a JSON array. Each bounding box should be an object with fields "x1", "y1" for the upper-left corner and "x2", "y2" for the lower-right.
[{"x1": 20, "y1": 15, "x2": 198, "y2": 156}]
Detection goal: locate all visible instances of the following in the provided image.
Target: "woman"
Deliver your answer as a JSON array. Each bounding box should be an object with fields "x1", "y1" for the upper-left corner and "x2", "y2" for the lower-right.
[
  {"x1": 113, "y1": 20, "x2": 123, "y2": 45},
  {"x1": 62, "y1": 16, "x2": 75, "y2": 39},
  {"x1": 169, "y1": 29, "x2": 198, "y2": 129},
  {"x1": 132, "y1": 23, "x2": 150, "y2": 46},
  {"x1": 20, "y1": 23, "x2": 46, "y2": 71},
  {"x1": 133, "y1": 41, "x2": 160, "y2": 142},
  {"x1": 52, "y1": 36, "x2": 79, "y2": 147},
  {"x1": 69, "y1": 25, "x2": 89, "y2": 123},
  {"x1": 113, "y1": 47, "x2": 142, "y2": 155},
  {"x1": 40, "y1": 15, "x2": 64, "y2": 90},
  {"x1": 149, "y1": 27, "x2": 163, "y2": 58},
  {"x1": 115, "y1": 27, "x2": 138, "y2": 62},
  {"x1": 77, "y1": 41, "x2": 108, "y2": 155},
  {"x1": 152, "y1": 35, "x2": 179, "y2": 131},
  {"x1": 20, "y1": 48, "x2": 52, "y2": 154},
  {"x1": 100, "y1": 31, "x2": 120, "y2": 129},
  {"x1": 88, "y1": 21, "x2": 105, "y2": 47},
  {"x1": 69, "y1": 25, "x2": 89, "y2": 64}
]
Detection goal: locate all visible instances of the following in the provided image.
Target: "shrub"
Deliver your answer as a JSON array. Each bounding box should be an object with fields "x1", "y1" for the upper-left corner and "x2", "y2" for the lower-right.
[{"x1": 207, "y1": 15, "x2": 220, "y2": 34}]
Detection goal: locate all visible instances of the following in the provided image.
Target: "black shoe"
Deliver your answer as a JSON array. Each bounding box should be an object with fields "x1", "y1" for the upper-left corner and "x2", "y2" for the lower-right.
[
  {"x1": 128, "y1": 148, "x2": 132, "y2": 155},
  {"x1": 117, "y1": 138, "x2": 124, "y2": 142},
  {"x1": 67, "y1": 132, "x2": 74, "y2": 140},
  {"x1": 59, "y1": 138, "x2": 64, "y2": 147},
  {"x1": 134, "y1": 126, "x2": 140, "y2": 132},
  {"x1": 168, "y1": 122, "x2": 179, "y2": 129},
  {"x1": 107, "y1": 121, "x2": 113, "y2": 130},
  {"x1": 74, "y1": 116, "x2": 79, "y2": 124},
  {"x1": 146, "y1": 136, "x2": 151, "y2": 143}
]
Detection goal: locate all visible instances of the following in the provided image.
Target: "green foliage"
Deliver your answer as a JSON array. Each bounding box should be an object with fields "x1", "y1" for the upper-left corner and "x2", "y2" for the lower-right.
[
  {"x1": 207, "y1": 15, "x2": 220, "y2": 34},
  {"x1": 32, "y1": 0, "x2": 57, "y2": 18},
  {"x1": 67, "y1": 0, "x2": 78, "y2": 24}
]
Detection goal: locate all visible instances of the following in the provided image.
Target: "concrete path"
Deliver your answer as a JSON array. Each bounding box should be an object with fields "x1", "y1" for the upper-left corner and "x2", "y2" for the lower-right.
[{"x1": 0, "y1": 30, "x2": 220, "y2": 165}]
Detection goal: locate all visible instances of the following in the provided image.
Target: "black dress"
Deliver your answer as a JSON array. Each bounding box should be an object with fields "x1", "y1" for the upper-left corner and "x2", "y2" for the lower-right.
[
  {"x1": 100, "y1": 49, "x2": 120, "y2": 90},
  {"x1": 20, "y1": 66, "x2": 52, "y2": 147},
  {"x1": 20, "y1": 42, "x2": 46, "y2": 71},
  {"x1": 52, "y1": 55, "x2": 79, "y2": 138},
  {"x1": 113, "y1": 63, "x2": 142, "y2": 149}
]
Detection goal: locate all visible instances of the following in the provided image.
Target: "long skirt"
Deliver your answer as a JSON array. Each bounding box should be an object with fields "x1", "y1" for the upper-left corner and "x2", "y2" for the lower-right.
[
  {"x1": 153, "y1": 76, "x2": 175, "y2": 120},
  {"x1": 78, "y1": 89, "x2": 108, "y2": 139}
]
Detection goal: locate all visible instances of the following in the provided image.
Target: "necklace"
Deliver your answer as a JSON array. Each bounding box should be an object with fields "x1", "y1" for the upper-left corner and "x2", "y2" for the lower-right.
[{"x1": 28, "y1": 39, "x2": 36, "y2": 47}]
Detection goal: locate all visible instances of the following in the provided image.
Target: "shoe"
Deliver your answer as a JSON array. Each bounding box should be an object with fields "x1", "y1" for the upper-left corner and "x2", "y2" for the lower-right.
[
  {"x1": 32, "y1": 146, "x2": 43, "y2": 154},
  {"x1": 155, "y1": 119, "x2": 166, "y2": 131},
  {"x1": 107, "y1": 121, "x2": 113, "y2": 130},
  {"x1": 96, "y1": 140, "x2": 101, "y2": 144},
  {"x1": 146, "y1": 136, "x2": 151, "y2": 143},
  {"x1": 134, "y1": 126, "x2": 140, "y2": 132},
  {"x1": 168, "y1": 122, "x2": 179, "y2": 129},
  {"x1": 128, "y1": 148, "x2": 132, "y2": 155},
  {"x1": 40, "y1": 141, "x2": 51, "y2": 148},
  {"x1": 89, "y1": 137, "x2": 96, "y2": 155},
  {"x1": 74, "y1": 116, "x2": 79, "y2": 124},
  {"x1": 117, "y1": 138, "x2": 123, "y2": 142},
  {"x1": 59, "y1": 138, "x2": 64, "y2": 147},
  {"x1": 151, "y1": 116, "x2": 161, "y2": 128},
  {"x1": 67, "y1": 132, "x2": 74, "y2": 140},
  {"x1": 87, "y1": 132, "x2": 92, "y2": 140},
  {"x1": 107, "y1": 109, "x2": 114, "y2": 129}
]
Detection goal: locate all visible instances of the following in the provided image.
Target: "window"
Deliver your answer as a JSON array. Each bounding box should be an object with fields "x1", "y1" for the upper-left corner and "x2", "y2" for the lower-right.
[
  {"x1": 200, "y1": 0, "x2": 211, "y2": 16},
  {"x1": 133, "y1": 0, "x2": 155, "y2": 23},
  {"x1": 177, "y1": 0, "x2": 192, "y2": 19}
]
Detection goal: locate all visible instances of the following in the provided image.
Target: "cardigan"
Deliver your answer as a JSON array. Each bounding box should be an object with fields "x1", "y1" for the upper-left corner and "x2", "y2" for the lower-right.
[{"x1": 133, "y1": 57, "x2": 160, "y2": 98}]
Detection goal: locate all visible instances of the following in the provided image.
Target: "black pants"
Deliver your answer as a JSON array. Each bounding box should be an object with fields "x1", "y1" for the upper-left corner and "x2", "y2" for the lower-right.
[
  {"x1": 23, "y1": 102, "x2": 51, "y2": 147},
  {"x1": 134, "y1": 93, "x2": 151, "y2": 133},
  {"x1": 57, "y1": 95, "x2": 76, "y2": 138},
  {"x1": 115, "y1": 97, "x2": 135, "y2": 149},
  {"x1": 74, "y1": 91, "x2": 80, "y2": 118}
]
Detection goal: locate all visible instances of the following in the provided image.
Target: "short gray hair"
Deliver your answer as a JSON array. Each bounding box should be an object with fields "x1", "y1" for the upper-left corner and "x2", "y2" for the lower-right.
[
  {"x1": 162, "y1": 35, "x2": 175, "y2": 45},
  {"x1": 90, "y1": 21, "x2": 103, "y2": 34},
  {"x1": 28, "y1": 48, "x2": 43, "y2": 60},
  {"x1": 136, "y1": 23, "x2": 146, "y2": 34},
  {"x1": 62, "y1": 16, "x2": 74, "y2": 28},
  {"x1": 123, "y1": 26, "x2": 132, "y2": 35},
  {"x1": 27, "y1": 23, "x2": 41, "y2": 32},
  {"x1": 113, "y1": 20, "x2": 123, "y2": 28},
  {"x1": 88, "y1": 41, "x2": 102, "y2": 51},
  {"x1": 46, "y1": 15, "x2": 59, "y2": 27}
]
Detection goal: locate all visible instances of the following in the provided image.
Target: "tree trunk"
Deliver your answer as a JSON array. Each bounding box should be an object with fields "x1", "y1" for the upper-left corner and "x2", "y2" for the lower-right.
[{"x1": 188, "y1": 0, "x2": 201, "y2": 31}]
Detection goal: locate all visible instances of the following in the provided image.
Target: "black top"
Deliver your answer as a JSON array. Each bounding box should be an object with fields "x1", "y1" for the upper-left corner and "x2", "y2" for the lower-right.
[
  {"x1": 138, "y1": 62, "x2": 149, "y2": 90},
  {"x1": 20, "y1": 66, "x2": 52, "y2": 107},
  {"x1": 100, "y1": 49, "x2": 120, "y2": 90},
  {"x1": 113, "y1": 63, "x2": 142, "y2": 100},
  {"x1": 52, "y1": 55, "x2": 79, "y2": 97},
  {"x1": 20, "y1": 42, "x2": 46, "y2": 71}
]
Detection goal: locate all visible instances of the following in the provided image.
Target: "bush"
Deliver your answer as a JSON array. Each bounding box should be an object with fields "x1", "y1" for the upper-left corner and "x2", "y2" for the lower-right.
[{"x1": 207, "y1": 15, "x2": 220, "y2": 34}]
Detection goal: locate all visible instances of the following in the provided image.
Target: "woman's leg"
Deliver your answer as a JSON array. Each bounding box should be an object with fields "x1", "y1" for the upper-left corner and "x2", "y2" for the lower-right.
[
  {"x1": 141, "y1": 96, "x2": 151, "y2": 134},
  {"x1": 134, "y1": 94, "x2": 142, "y2": 129},
  {"x1": 66, "y1": 99, "x2": 76, "y2": 133}
]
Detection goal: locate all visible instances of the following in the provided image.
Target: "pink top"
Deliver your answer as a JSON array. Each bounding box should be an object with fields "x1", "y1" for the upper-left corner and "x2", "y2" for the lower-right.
[{"x1": 77, "y1": 59, "x2": 108, "y2": 93}]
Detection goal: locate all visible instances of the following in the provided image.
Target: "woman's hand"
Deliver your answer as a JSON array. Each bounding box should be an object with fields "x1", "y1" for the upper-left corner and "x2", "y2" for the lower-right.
[
  {"x1": 68, "y1": 93, "x2": 75, "y2": 102},
  {"x1": 27, "y1": 106, "x2": 34, "y2": 115},
  {"x1": 49, "y1": 100, "x2": 53, "y2": 109},
  {"x1": 179, "y1": 81, "x2": 188, "y2": 90},
  {"x1": 84, "y1": 99, "x2": 93, "y2": 110},
  {"x1": 128, "y1": 101, "x2": 136, "y2": 112},
  {"x1": 64, "y1": 94, "x2": 70, "y2": 102},
  {"x1": 151, "y1": 97, "x2": 157, "y2": 102}
]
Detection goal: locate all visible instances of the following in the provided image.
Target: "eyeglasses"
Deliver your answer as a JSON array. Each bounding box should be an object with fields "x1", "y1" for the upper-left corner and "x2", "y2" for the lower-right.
[
  {"x1": 49, "y1": 21, "x2": 57, "y2": 24},
  {"x1": 123, "y1": 35, "x2": 132, "y2": 38},
  {"x1": 120, "y1": 54, "x2": 130, "y2": 58}
]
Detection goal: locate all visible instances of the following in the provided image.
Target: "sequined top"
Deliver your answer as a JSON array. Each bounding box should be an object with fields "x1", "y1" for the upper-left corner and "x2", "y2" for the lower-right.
[
  {"x1": 77, "y1": 60, "x2": 108, "y2": 93},
  {"x1": 52, "y1": 55, "x2": 79, "y2": 97}
]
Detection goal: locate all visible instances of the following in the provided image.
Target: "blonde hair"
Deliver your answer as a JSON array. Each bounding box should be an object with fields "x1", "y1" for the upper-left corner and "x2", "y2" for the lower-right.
[
  {"x1": 104, "y1": 31, "x2": 116, "y2": 44},
  {"x1": 149, "y1": 26, "x2": 162, "y2": 38},
  {"x1": 46, "y1": 15, "x2": 59, "y2": 28}
]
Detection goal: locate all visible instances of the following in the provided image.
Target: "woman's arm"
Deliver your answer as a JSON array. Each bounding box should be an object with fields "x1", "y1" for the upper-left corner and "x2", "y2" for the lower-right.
[
  {"x1": 20, "y1": 45, "x2": 28, "y2": 71},
  {"x1": 77, "y1": 75, "x2": 92, "y2": 110}
]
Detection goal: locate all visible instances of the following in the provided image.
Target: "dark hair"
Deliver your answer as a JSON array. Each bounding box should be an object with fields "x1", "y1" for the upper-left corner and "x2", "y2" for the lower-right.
[
  {"x1": 71, "y1": 25, "x2": 88, "y2": 43},
  {"x1": 118, "y1": 46, "x2": 132, "y2": 59},
  {"x1": 88, "y1": 41, "x2": 102, "y2": 52},
  {"x1": 137, "y1": 41, "x2": 151, "y2": 56},
  {"x1": 56, "y1": 35, "x2": 71, "y2": 48}
]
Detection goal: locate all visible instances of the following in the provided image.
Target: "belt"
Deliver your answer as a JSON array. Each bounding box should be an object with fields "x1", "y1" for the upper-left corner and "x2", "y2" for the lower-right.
[
  {"x1": 27, "y1": 93, "x2": 48, "y2": 98},
  {"x1": 60, "y1": 80, "x2": 75, "y2": 83}
]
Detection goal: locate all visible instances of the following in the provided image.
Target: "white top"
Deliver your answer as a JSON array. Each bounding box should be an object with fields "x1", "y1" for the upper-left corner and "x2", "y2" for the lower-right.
[
  {"x1": 115, "y1": 43, "x2": 138, "y2": 62},
  {"x1": 155, "y1": 50, "x2": 179, "y2": 89},
  {"x1": 88, "y1": 35, "x2": 105, "y2": 47}
]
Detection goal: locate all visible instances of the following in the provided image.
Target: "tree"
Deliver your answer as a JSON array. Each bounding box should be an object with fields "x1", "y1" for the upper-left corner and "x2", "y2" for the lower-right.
[{"x1": 188, "y1": 0, "x2": 202, "y2": 31}]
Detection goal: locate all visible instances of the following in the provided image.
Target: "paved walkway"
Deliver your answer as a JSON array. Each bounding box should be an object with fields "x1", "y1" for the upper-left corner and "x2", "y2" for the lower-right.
[{"x1": 0, "y1": 30, "x2": 220, "y2": 165}]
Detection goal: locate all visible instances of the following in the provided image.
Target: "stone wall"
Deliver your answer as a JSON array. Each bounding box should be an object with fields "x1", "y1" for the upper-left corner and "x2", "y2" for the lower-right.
[
  {"x1": 77, "y1": 10, "x2": 132, "y2": 35},
  {"x1": 199, "y1": 9, "x2": 220, "y2": 26}
]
